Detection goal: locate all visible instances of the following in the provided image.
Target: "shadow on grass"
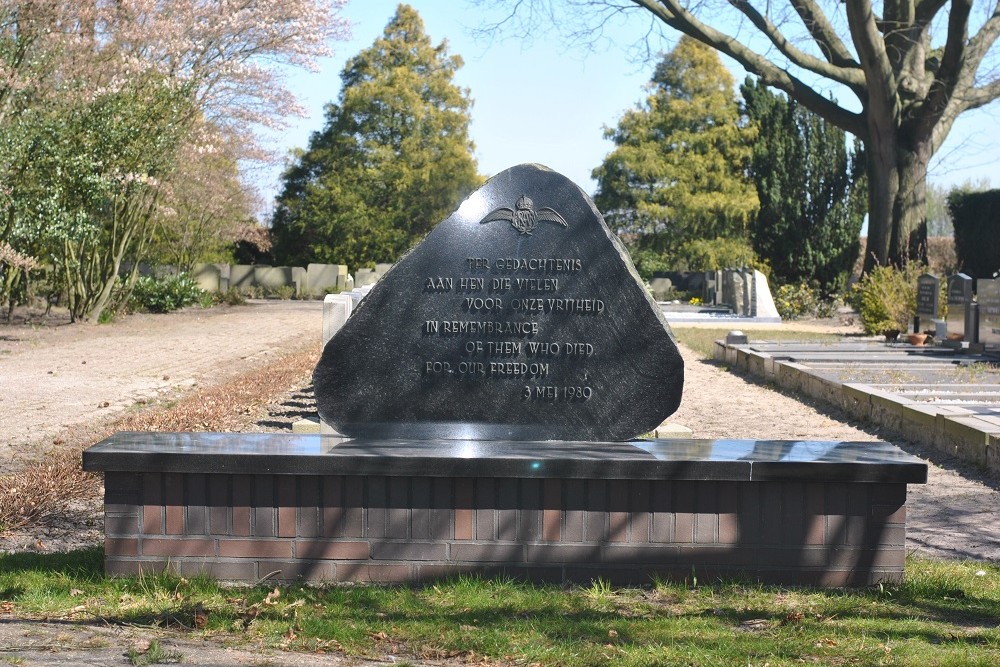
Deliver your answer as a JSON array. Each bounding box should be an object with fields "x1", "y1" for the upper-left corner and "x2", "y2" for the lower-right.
[
  {"x1": 1, "y1": 549, "x2": 997, "y2": 660},
  {"x1": 0, "y1": 545, "x2": 104, "y2": 579}
]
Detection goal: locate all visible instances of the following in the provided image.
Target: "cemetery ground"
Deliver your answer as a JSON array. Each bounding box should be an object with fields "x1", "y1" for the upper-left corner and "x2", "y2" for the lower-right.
[{"x1": 0, "y1": 302, "x2": 998, "y2": 665}]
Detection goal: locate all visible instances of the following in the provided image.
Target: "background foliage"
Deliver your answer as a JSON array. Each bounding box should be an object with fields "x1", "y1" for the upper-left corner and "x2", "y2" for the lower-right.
[
  {"x1": 593, "y1": 37, "x2": 758, "y2": 267},
  {"x1": 947, "y1": 189, "x2": 1000, "y2": 280},
  {"x1": 741, "y1": 78, "x2": 866, "y2": 294},
  {"x1": 0, "y1": 0, "x2": 347, "y2": 322},
  {"x1": 270, "y1": 4, "x2": 481, "y2": 269}
]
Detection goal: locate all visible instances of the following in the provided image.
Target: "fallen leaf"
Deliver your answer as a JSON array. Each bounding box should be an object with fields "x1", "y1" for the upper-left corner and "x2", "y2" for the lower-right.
[
  {"x1": 608, "y1": 629, "x2": 619, "y2": 638},
  {"x1": 131, "y1": 639, "x2": 151, "y2": 655},
  {"x1": 194, "y1": 602, "x2": 208, "y2": 629},
  {"x1": 264, "y1": 587, "x2": 281, "y2": 605},
  {"x1": 70, "y1": 589, "x2": 84, "y2": 597},
  {"x1": 816, "y1": 638, "x2": 837, "y2": 647},
  {"x1": 782, "y1": 611, "x2": 804, "y2": 625}
]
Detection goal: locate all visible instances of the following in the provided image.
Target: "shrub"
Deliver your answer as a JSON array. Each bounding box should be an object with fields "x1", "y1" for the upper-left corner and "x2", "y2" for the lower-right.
[
  {"x1": 129, "y1": 274, "x2": 204, "y2": 313},
  {"x1": 851, "y1": 264, "x2": 921, "y2": 334},
  {"x1": 674, "y1": 237, "x2": 771, "y2": 278},
  {"x1": 773, "y1": 282, "x2": 840, "y2": 320},
  {"x1": 774, "y1": 283, "x2": 819, "y2": 320},
  {"x1": 271, "y1": 285, "x2": 296, "y2": 300},
  {"x1": 627, "y1": 248, "x2": 673, "y2": 282},
  {"x1": 214, "y1": 287, "x2": 246, "y2": 306}
]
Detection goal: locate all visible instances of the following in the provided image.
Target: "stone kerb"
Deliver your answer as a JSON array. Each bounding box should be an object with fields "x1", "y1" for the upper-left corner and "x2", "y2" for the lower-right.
[{"x1": 714, "y1": 339, "x2": 1000, "y2": 474}]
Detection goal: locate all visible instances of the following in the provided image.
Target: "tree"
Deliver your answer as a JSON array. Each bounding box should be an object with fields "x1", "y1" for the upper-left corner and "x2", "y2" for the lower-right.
[
  {"x1": 1, "y1": 0, "x2": 349, "y2": 321},
  {"x1": 271, "y1": 4, "x2": 480, "y2": 269},
  {"x1": 149, "y1": 143, "x2": 260, "y2": 271},
  {"x1": 592, "y1": 37, "x2": 757, "y2": 260},
  {"x1": 741, "y1": 77, "x2": 866, "y2": 292},
  {"x1": 485, "y1": 0, "x2": 1000, "y2": 273}
]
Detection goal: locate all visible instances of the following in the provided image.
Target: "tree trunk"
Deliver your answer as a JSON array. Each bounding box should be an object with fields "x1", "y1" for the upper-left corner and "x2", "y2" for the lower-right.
[{"x1": 862, "y1": 122, "x2": 931, "y2": 274}]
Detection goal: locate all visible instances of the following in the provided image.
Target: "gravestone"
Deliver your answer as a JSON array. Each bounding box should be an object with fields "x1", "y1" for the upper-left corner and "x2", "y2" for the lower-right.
[
  {"x1": 915, "y1": 273, "x2": 939, "y2": 332},
  {"x1": 946, "y1": 273, "x2": 973, "y2": 342},
  {"x1": 314, "y1": 164, "x2": 684, "y2": 441},
  {"x1": 354, "y1": 268, "x2": 379, "y2": 287},
  {"x1": 977, "y1": 277, "x2": 1000, "y2": 348},
  {"x1": 307, "y1": 263, "x2": 347, "y2": 297}
]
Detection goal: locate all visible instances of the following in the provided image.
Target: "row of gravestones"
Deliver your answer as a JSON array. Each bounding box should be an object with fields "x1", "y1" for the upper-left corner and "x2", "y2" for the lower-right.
[
  {"x1": 179, "y1": 262, "x2": 394, "y2": 298},
  {"x1": 919, "y1": 272, "x2": 1000, "y2": 349},
  {"x1": 646, "y1": 269, "x2": 779, "y2": 319}
]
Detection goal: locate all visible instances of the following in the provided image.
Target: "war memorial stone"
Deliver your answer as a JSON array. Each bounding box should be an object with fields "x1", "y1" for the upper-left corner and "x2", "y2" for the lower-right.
[
  {"x1": 84, "y1": 164, "x2": 926, "y2": 587},
  {"x1": 314, "y1": 164, "x2": 683, "y2": 441}
]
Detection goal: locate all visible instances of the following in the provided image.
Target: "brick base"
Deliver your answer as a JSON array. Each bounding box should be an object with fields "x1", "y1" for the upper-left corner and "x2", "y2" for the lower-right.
[{"x1": 102, "y1": 472, "x2": 908, "y2": 586}]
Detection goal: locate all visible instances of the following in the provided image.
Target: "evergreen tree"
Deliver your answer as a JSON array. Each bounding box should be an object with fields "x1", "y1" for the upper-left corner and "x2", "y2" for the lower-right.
[
  {"x1": 271, "y1": 4, "x2": 480, "y2": 268},
  {"x1": 741, "y1": 78, "x2": 866, "y2": 293},
  {"x1": 592, "y1": 37, "x2": 758, "y2": 260}
]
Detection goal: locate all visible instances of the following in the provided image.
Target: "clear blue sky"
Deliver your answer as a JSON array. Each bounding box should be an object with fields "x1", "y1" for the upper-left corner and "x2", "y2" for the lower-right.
[{"x1": 256, "y1": 1, "x2": 999, "y2": 216}]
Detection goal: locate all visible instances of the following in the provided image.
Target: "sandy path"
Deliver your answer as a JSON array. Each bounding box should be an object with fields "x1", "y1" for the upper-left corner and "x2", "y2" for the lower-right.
[{"x1": 0, "y1": 300, "x2": 322, "y2": 467}]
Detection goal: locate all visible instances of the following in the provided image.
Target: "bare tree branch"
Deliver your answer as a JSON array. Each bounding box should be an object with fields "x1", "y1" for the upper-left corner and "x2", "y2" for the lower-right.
[
  {"x1": 915, "y1": 0, "x2": 972, "y2": 139},
  {"x1": 632, "y1": 0, "x2": 865, "y2": 135},
  {"x1": 789, "y1": 0, "x2": 858, "y2": 69},
  {"x1": 845, "y1": 0, "x2": 899, "y2": 121},
  {"x1": 728, "y1": 0, "x2": 865, "y2": 90}
]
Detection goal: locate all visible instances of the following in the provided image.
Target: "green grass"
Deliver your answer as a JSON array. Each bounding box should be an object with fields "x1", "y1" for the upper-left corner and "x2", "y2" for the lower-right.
[
  {"x1": 672, "y1": 327, "x2": 843, "y2": 358},
  {"x1": 1, "y1": 548, "x2": 998, "y2": 665}
]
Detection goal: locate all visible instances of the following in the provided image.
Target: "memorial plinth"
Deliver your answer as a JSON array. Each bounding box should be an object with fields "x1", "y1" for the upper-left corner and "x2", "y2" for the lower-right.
[
  {"x1": 84, "y1": 433, "x2": 925, "y2": 586},
  {"x1": 84, "y1": 164, "x2": 927, "y2": 587}
]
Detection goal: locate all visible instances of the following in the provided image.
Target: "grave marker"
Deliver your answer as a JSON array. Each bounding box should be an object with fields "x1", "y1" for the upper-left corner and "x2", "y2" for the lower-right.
[
  {"x1": 977, "y1": 277, "x2": 1000, "y2": 348},
  {"x1": 915, "y1": 273, "x2": 939, "y2": 333},
  {"x1": 313, "y1": 164, "x2": 684, "y2": 441},
  {"x1": 946, "y1": 273, "x2": 973, "y2": 342}
]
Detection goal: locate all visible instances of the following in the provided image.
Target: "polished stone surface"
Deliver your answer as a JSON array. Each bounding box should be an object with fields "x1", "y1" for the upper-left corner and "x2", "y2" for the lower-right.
[
  {"x1": 83, "y1": 432, "x2": 928, "y2": 483},
  {"x1": 313, "y1": 164, "x2": 684, "y2": 442}
]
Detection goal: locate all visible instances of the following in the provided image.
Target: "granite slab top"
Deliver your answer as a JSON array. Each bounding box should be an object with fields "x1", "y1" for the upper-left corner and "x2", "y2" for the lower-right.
[{"x1": 83, "y1": 432, "x2": 928, "y2": 483}]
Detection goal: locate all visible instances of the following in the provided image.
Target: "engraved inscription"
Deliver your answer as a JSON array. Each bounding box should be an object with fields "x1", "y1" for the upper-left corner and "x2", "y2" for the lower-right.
[{"x1": 423, "y1": 252, "x2": 596, "y2": 401}]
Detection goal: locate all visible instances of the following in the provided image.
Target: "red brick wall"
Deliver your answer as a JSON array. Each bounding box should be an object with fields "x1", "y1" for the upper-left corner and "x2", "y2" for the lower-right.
[{"x1": 103, "y1": 472, "x2": 907, "y2": 586}]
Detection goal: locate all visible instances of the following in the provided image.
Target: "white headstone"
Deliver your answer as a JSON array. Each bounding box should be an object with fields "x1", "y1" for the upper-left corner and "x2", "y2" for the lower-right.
[
  {"x1": 752, "y1": 270, "x2": 780, "y2": 320},
  {"x1": 323, "y1": 294, "x2": 354, "y2": 345}
]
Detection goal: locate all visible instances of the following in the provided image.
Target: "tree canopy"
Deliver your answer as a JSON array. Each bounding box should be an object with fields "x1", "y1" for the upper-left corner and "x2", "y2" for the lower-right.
[
  {"x1": 592, "y1": 37, "x2": 758, "y2": 262},
  {"x1": 0, "y1": 0, "x2": 347, "y2": 321},
  {"x1": 271, "y1": 4, "x2": 481, "y2": 269},
  {"x1": 742, "y1": 77, "x2": 866, "y2": 292},
  {"x1": 486, "y1": 0, "x2": 1000, "y2": 272}
]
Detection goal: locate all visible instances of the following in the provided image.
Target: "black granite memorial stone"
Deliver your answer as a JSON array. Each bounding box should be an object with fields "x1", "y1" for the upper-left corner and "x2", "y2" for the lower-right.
[
  {"x1": 313, "y1": 164, "x2": 684, "y2": 441},
  {"x1": 916, "y1": 273, "x2": 940, "y2": 319}
]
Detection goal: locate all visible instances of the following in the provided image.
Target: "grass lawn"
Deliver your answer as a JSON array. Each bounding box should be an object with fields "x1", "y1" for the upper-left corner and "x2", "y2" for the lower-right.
[
  {"x1": 672, "y1": 327, "x2": 843, "y2": 359},
  {"x1": 2, "y1": 548, "x2": 997, "y2": 665}
]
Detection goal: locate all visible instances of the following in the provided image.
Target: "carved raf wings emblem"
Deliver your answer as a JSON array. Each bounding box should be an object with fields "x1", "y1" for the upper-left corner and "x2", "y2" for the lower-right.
[{"x1": 479, "y1": 195, "x2": 568, "y2": 235}]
